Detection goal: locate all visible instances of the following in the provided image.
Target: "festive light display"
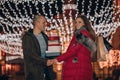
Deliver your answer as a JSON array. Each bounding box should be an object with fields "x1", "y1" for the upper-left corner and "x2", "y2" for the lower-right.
[
  {"x1": 98, "y1": 50, "x2": 120, "y2": 68},
  {"x1": 0, "y1": 0, "x2": 120, "y2": 62}
]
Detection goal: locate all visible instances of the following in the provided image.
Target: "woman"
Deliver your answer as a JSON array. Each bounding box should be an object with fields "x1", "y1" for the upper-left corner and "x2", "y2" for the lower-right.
[{"x1": 53, "y1": 15, "x2": 96, "y2": 80}]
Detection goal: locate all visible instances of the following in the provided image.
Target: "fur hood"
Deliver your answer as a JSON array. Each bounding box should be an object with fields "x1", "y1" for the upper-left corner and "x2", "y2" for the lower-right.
[{"x1": 76, "y1": 33, "x2": 97, "y2": 54}]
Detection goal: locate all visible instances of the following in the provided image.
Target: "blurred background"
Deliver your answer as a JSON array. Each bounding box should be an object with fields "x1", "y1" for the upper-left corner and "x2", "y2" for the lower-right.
[{"x1": 0, "y1": 0, "x2": 120, "y2": 80}]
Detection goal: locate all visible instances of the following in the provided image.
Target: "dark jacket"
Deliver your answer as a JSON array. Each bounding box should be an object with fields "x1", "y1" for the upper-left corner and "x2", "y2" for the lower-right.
[{"x1": 22, "y1": 29, "x2": 49, "y2": 80}]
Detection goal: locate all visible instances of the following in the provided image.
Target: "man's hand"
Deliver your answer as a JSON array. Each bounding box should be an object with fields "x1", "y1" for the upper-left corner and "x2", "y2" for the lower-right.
[
  {"x1": 47, "y1": 60, "x2": 54, "y2": 66},
  {"x1": 52, "y1": 59, "x2": 58, "y2": 63}
]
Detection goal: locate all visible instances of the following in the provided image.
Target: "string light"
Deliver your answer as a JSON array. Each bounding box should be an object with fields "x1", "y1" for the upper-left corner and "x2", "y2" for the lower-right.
[
  {"x1": 75, "y1": 0, "x2": 79, "y2": 18},
  {"x1": 81, "y1": 0, "x2": 85, "y2": 15},
  {"x1": 0, "y1": 0, "x2": 120, "y2": 59}
]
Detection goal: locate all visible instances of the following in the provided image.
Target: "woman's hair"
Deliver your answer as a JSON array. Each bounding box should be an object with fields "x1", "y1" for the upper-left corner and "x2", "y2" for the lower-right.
[{"x1": 76, "y1": 15, "x2": 96, "y2": 41}]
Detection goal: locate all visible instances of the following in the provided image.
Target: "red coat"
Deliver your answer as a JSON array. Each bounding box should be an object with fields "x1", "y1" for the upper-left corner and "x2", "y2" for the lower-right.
[{"x1": 57, "y1": 30, "x2": 93, "y2": 80}]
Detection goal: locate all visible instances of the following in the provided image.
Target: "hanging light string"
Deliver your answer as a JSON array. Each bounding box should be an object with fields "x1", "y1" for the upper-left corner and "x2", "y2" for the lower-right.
[
  {"x1": 55, "y1": 0, "x2": 59, "y2": 20},
  {"x1": 81, "y1": 0, "x2": 85, "y2": 15},
  {"x1": 86, "y1": 0, "x2": 93, "y2": 19},
  {"x1": 93, "y1": 0, "x2": 118, "y2": 37},
  {"x1": 98, "y1": 0, "x2": 111, "y2": 24},
  {"x1": 96, "y1": 0, "x2": 112, "y2": 35},
  {"x1": 92, "y1": 0, "x2": 105, "y2": 26},
  {"x1": 75, "y1": 0, "x2": 79, "y2": 18},
  {"x1": 48, "y1": 1, "x2": 54, "y2": 29},
  {"x1": 0, "y1": 0, "x2": 120, "y2": 55},
  {"x1": 22, "y1": 1, "x2": 29, "y2": 18}
]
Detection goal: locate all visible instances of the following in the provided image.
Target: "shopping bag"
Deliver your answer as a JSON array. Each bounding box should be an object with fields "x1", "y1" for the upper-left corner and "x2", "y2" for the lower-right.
[
  {"x1": 103, "y1": 37, "x2": 112, "y2": 51},
  {"x1": 97, "y1": 36, "x2": 108, "y2": 61}
]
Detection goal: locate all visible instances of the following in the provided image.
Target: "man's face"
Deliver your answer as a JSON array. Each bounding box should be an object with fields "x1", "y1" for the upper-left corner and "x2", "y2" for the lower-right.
[{"x1": 37, "y1": 17, "x2": 47, "y2": 31}]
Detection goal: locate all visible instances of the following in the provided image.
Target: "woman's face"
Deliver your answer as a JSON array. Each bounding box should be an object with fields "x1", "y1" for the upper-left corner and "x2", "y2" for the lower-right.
[{"x1": 75, "y1": 18, "x2": 85, "y2": 29}]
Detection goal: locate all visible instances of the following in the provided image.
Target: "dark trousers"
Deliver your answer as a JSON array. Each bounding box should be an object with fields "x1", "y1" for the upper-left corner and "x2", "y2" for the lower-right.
[{"x1": 44, "y1": 65, "x2": 56, "y2": 80}]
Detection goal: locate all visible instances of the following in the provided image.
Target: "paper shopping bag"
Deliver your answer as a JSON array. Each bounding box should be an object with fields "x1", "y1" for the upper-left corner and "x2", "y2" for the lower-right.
[{"x1": 97, "y1": 36, "x2": 108, "y2": 61}]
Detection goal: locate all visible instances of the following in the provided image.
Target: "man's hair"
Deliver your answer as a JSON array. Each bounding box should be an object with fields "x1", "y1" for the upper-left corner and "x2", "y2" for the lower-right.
[{"x1": 33, "y1": 15, "x2": 44, "y2": 26}]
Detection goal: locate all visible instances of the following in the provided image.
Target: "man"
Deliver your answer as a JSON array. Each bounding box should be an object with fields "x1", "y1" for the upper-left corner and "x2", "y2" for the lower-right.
[{"x1": 22, "y1": 15, "x2": 56, "y2": 80}]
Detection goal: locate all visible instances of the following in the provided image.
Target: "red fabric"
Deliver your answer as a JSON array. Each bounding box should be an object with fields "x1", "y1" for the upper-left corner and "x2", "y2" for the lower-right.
[
  {"x1": 48, "y1": 36, "x2": 59, "y2": 40},
  {"x1": 57, "y1": 30, "x2": 93, "y2": 80}
]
